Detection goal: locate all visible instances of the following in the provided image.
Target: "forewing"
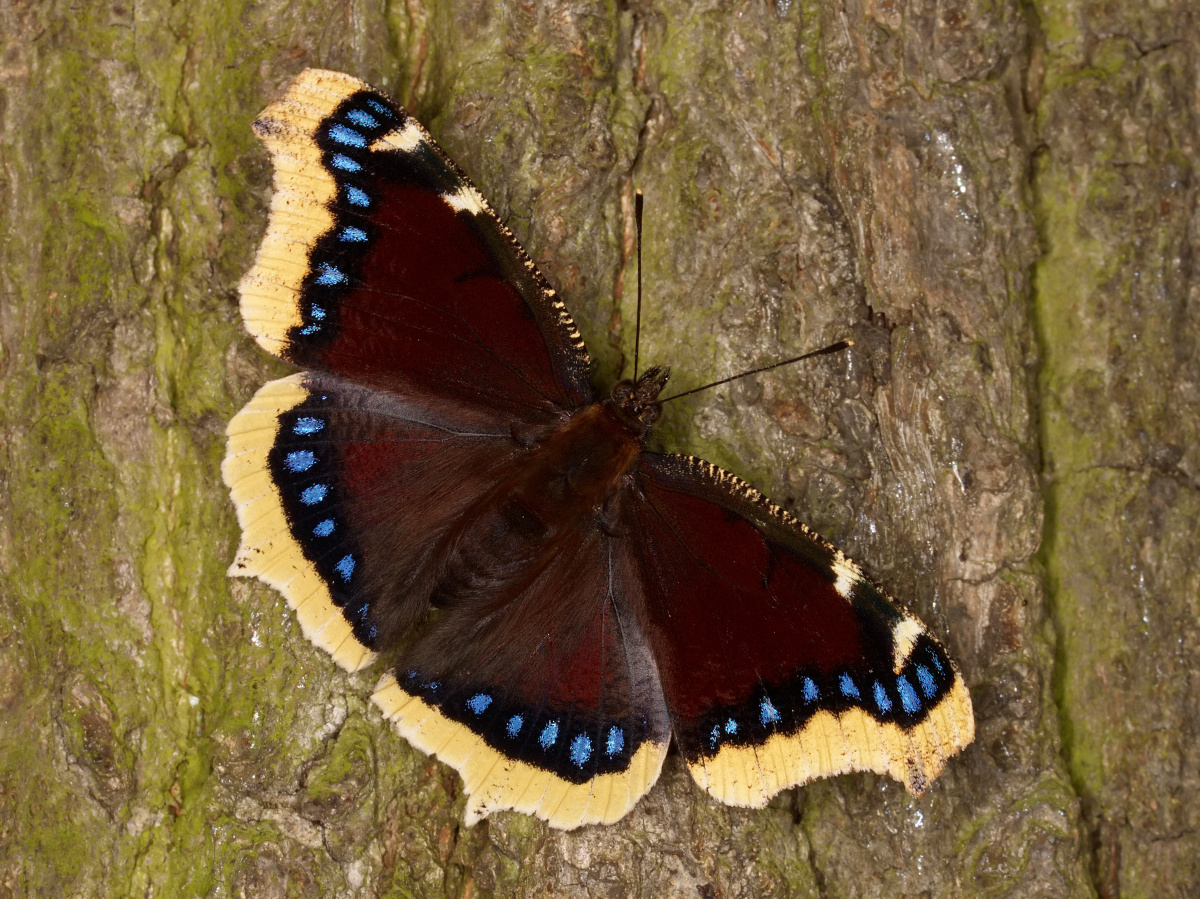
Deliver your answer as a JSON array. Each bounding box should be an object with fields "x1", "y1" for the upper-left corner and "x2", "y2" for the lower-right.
[
  {"x1": 629, "y1": 454, "x2": 974, "y2": 805},
  {"x1": 240, "y1": 68, "x2": 593, "y2": 418},
  {"x1": 222, "y1": 372, "x2": 516, "y2": 668},
  {"x1": 372, "y1": 529, "x2": 670, "y2": 830}
]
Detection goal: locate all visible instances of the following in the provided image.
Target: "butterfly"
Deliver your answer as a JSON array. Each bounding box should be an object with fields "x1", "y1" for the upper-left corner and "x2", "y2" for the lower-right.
[{"x1": 223, "y1": 68, "x2": 974, "y2": 830}]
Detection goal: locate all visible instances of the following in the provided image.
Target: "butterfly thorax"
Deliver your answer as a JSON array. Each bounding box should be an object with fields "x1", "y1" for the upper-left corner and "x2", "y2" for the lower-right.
[{"x1": 429, "y1": 375, "x2": 665, "y2": 608}]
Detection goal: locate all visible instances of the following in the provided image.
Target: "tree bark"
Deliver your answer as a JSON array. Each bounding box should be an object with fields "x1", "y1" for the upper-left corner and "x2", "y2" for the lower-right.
[{"x1": 1, "y1": 0, "x2": 1195, "y2": 896}]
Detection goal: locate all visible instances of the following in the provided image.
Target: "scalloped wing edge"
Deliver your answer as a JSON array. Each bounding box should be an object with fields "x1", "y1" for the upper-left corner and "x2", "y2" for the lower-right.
[{"x1": 371, "y1": 674, "x2": 668, "y2": 830}]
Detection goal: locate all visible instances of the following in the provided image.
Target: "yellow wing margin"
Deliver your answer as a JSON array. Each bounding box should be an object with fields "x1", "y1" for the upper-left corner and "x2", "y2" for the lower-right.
[
  {"x1": 222, "y1": 374, "x2": 376, "y2": 673},
  {"x1": 688, "y1": 672, "x2": 973, "y2": 806},
  {"x1": 239, "y1": 69, "x2": 370, "y2": 360},
  {"x1": 371, "y1": 674, "x2": 668, "y2": 830}
]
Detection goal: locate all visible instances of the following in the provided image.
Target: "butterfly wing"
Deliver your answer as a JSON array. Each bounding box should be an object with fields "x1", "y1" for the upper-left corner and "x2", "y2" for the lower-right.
[
  {"x1": 227, "y1": 68, "x2": 598, "y2": 671},
  {"x1": 628, "y1": 453, "x2": 974, "y2": 805},
  {"x1": 223, "y1": 371, "x2": 519, "y2": 670},
  {"x1": 371, "y1": 526, "x2": 670, "y2": 829},
  {"x1": 240, "y1": 68, "x2": 592, "y2": 418}
]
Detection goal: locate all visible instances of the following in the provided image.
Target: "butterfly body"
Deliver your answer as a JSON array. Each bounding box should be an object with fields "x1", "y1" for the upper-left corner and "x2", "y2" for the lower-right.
[
  {"x1": 430, "y1": 389, "x2": 647, "y2": 609},
  {"x1": 224, "y1": 68, "x2": 974, "y2": 830}
]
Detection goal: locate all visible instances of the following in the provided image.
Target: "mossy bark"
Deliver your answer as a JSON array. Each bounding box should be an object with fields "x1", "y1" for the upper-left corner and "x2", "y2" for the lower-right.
[{"x1": 0, "y1": 0, "x2": 1195, "y2": 896}]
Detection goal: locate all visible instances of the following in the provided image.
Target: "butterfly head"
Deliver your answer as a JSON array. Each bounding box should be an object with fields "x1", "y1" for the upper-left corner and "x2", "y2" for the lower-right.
[{"x1": 607, "y1": 366, "x2": 671, "y2": 436}]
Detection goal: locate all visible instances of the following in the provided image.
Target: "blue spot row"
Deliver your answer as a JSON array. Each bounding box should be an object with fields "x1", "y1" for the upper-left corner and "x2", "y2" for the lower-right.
[
  {"x1": 283, "y1": 410, "x2": 376, "y2": 642},
  {"x1": 302, "y1": 104, "x2": 397, "y2": 347},
  {"x1": 473, "y1": 699, "x2": 627, "y2": 764},
  {"x1": 705, "y1": 658, "x2": 953, "y2": 752}
]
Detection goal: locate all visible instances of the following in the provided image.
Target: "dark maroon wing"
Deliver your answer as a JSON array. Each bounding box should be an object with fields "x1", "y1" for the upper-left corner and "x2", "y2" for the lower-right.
[
  {"x1": 626, "y1": 454, "x2": 974, "y2": 804},
  {"x1": 223, "y1": 371, "x2": 517, "y2": 670},
  {"x1": 371, "y1": 526, "x2": 671, "y2": 829},
  {"x1": 239, "y1": 68, "x2": 593, "y2": 420}
]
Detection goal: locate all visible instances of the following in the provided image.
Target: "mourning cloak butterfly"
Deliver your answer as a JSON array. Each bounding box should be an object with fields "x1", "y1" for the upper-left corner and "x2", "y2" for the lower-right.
[{"x1": 224, "y1": 69, "x2": 974, "y2": 829}]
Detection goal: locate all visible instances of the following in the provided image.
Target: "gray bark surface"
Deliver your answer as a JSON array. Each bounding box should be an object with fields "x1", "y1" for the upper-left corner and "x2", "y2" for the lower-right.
[{"x1": 0, "y1": 1, "x2": 1195, "y2": 896}]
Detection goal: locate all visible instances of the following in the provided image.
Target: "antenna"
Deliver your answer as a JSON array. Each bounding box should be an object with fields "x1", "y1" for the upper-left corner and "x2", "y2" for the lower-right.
[
  {"x1": 659, "y1": 339, "x2": 854, "y2": 403},
  {"x1": 633, "y1": 190, "x2": 644, "y2": 382}
]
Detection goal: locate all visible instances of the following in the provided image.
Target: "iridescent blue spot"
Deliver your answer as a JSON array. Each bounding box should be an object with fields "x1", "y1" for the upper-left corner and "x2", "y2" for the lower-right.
[
  {"x1": 328, "y1": 124, "x2": 366, "y2": 147},
  {"x1": 346, "y1": 109, "x2": 380, "y2": 129},
  {"x1": 427, "y1": 681, "x2": 440, "y2": 692},
  {"x1": 294, "y1": 417, "x2": 323, "y2": 435},
  {"x1": 315, "y1": 263, "x2": 346, "y2": 285},
  {"x1": 506, "y1": 715, "x2": 523, "y2": 737},
  {"x1": 312, "y1": 519, "x2": 335, "y2": 537},
  {"x1": 839, "y1": 673, "x2": 860, "y2": 700},
  {"x1": 873, "y1": 681, "x2": 892, "y2": 714},
  {"x1": 539, "y1": 721, "x2": 559, "y2": 749},
  {"x1": 605, "y1": 726, "x2": 624, "y2": 756},
  {"x1": 709, "y1": 725, "x2": 721, "y2": 748},
  {"x1": 916, "y1": 665, "x2": 937, "y2": 698},
  {"x1": 339, "y1": 226, "x2": 368, "y2": 242},
  {"x1": 803, "y1": 677, "x2": 819, "y2": 704},
  {"x1": 285, "y1": 450, "x2": 316, "y2": 472},
  {"x1": 335, "y1": 554, "x2": 355, "y2": 581},
  {"x1": 405, "y1": 669, "x2": 418, "y2": 681},
  {"x1": 929, "y1": 651, "x2": 945, "y2": 674},
  {"x1": 366, "y1": 98, "x2": 394, "y2": 118},
  {"x1": 346, "y1": 186, "x2": 370, "y2": 207},
  {"x1": 724, "y1": 718, "x2": 738, "y2": 734},
  {"x1": 466, "y1": 693, "x2": 492, "y2": 714},
  {"x1": 330, "y1": 153, "x2": 361, "y2": 172},
  {"x1": 897, "y1": 676, "x2": 921, "y2": 714},
  {"x1": 300, "y1": 484, "x2": 327, "y2": 505},
  {"x1": 367, "y1": 624, "x2": 377, "y2": 641},
  {"x1": 569, "y1": 734, "x2": 592, "y2": 767},
  {"x1": 299, "y1": 324, "x2": 320, "y2": 335},
  {"x1": 760, "y1": 698, "x2": 781, "y2": 725},
  {"x1": 310, "y1": 304, "x2": 326, "y2": 320}
]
